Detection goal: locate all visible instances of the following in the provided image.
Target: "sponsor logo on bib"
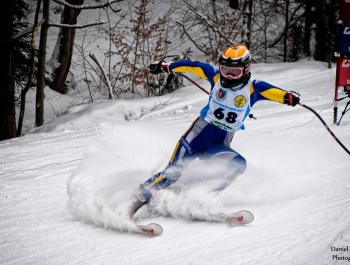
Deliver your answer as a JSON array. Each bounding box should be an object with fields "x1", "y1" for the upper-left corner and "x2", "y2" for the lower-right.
[
  {"x1": 234, "y1": 95, "x2": 246, "y2": 108},
  {"x1": 216, "y1": 88, "x2": 227, "y2": 101}
]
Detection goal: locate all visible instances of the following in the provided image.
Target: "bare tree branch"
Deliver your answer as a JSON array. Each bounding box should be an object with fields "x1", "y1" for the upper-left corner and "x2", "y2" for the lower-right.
[
  {"x1": 48, "y1": 20, "x2": 108, "y2": 28},
  {"x1": 290, "y1": 0, "x2": 307, "y2": 23},
  {"x1": 268, "y1": 1, "x2": 306, "y2": 48},
  {"x1": 107, "y1": 0, "x2": 120, "y2": 13},
  {"x1": 12, "y1": 18, "x2": 46, "y2": 39},
  {"x1": 89, "y1": 53, "x2": 115, "y2": 100},
  {"x1": 176, "y1": 21, "x2": 210, "y2": 56},
  {"x1": 268, "y1": 11, "x2": 305, "y2": 48},
  {"x1": 53, "y1": 0, "x2": 122, "y2": 12},
  {"x1": 182, "y1": 0, "x2": 233, "y2": 45}
]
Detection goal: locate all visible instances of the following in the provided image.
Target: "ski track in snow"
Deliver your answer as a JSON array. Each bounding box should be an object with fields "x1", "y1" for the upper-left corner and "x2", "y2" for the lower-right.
[{"x1": 1, "y1": 61, "x2": 350, "y2": 264}]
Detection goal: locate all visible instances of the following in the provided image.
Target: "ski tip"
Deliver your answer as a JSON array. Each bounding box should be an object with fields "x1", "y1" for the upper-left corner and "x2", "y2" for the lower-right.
[
  {"x1": 220, "y1": 210, "x2": 254, "y2": 225},
  {"x1": 137, "y1": 223, "x2": 163, "y2": 236},
  {"x1": 235, "y1": 210, "x2": 254, "y2": 225}
]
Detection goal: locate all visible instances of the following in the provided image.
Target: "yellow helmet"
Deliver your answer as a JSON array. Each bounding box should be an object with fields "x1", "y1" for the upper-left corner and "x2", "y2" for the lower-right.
[{"x1": 218, "y1": 44, "x2": 252, "y2": 88}]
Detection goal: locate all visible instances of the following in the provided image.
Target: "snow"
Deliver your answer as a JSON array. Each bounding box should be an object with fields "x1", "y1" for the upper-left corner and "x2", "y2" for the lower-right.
[{"x1": 1, "y1": 60, "x2": 350, "y2": 264}]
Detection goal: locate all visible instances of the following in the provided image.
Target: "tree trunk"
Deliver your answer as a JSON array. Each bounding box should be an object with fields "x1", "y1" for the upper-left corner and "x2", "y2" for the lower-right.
[
  {"x1": 303, "y1": 0, "x2": 313, "y2": 56},
  {"x1": 246, "y1": 0, "x2": 253, "y2": 49},
  {"x1": 327, "y1": 0, "x2": 335, "y2": 69},
  {"x1": 283, "y1": 0, "x2": 289, "y2": 62},
  {"x1": 241, "y1": 0, "x2": 253, "y2": 49},
  {"x1": 36, "y1": 0, "x2": 50, "y2": 127},
  {"x1": 0, "y1": 0, "x2": 17, "y2": 140},
  {"x1": 313, "y1": 0, "x2": 327, "y2": 61},
  {"x1": 50, "y1": 0, "x2": 84, "y2": 94},
  {"x1": 304, "y1": 0, "x2": 327, "y2": 61}
]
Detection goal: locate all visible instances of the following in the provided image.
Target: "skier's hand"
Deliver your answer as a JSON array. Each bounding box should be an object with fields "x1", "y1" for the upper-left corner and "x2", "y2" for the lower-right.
[
  {"x1": 284, "y1": 92, "x2": 300, "y2": 106},
  {"x1": 149, "y1": 61, "x2": 170, "y2": 75}
]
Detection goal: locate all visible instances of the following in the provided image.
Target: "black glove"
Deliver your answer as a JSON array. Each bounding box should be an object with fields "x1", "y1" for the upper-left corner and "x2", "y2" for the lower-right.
[
  {"x1": 149, "y1": 61, "x2": 169, "y2": 75},
  {"x1": 284, "y1": 92, "x2": 300, "y2": 106}
]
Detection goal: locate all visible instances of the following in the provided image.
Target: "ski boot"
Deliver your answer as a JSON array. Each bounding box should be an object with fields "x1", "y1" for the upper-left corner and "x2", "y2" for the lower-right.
[{"x1": 129, "y1": 186, "x2": 152, "y2": 218}]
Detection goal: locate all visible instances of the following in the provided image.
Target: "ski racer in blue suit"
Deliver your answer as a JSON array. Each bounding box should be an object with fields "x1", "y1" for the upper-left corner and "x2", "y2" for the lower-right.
[{"x1": 128, "y1": 44, "x2": 300, "y2": 217}]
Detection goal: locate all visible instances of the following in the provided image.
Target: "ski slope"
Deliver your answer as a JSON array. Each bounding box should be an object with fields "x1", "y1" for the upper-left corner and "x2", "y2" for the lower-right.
[{"x1": 1, "y1": 61, "x2": 350, "y2": 264}]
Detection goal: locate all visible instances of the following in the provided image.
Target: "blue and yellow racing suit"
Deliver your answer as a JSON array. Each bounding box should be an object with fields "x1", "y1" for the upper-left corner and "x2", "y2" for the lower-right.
[{"x1": 137, "y1": 60, "x2": 289, "y2": 201}]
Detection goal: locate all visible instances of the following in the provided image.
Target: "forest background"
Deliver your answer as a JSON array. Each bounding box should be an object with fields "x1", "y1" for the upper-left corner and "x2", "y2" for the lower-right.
[{"x1": 0, "y1": 0, "x2": 340, "y2": 140}]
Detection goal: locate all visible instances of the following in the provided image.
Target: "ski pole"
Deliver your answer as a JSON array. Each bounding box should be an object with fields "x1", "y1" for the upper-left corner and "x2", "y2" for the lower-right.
[
  {"x1": 178, "y1": 73, "x2": 210, "y2": 94},
  {"x1": 179, "y1": 73, "x2": 350, "y2": 156},
  {"x1": 298, "y1": 103, "x2": 350, "y2": 155}
]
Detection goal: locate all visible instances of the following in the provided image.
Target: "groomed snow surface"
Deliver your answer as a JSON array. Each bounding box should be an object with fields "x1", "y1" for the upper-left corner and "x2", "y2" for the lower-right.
[{"x1": 1, "y1": 61, "x2": 350, "y2": 264}]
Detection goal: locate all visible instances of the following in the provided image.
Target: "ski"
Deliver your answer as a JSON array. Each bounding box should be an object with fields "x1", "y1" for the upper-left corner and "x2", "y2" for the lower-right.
[
  {"x1": 136, "y1": 223, "x2": 163, "y2": 236},
  {"x1": 134, "y1": 211, "x2": 252, "y2": 236},
  {"x1": 210, "y1": 210, "x2": 254, "y2": 225}
]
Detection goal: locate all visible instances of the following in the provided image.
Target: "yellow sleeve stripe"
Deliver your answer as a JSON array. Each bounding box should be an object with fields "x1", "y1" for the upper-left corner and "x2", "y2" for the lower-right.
[
  {"x1": 260, "y1": 88, "x2": 286, "y2": 103},
  {"x1": 250, "y1": 83, "x2": 254, "y2": 95},
  {"x1": 172, "y1": 66, "x2": 208, "y2": 80},
  {"x1": 147, "y1": 175, "x2": 164, "y2": 188},
  {"x1": 213, "y1": 73, "x2": 220, "y2": 84}
]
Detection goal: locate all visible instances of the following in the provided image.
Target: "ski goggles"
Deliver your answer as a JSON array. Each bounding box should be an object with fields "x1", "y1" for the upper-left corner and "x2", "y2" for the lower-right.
[{"x1": 219, "y1": 65, "x2": 244, "y2": 80}]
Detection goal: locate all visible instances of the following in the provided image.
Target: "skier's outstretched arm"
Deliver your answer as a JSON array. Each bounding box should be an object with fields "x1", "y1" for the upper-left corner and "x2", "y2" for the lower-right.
[
  {"x1": 149, "y1": 60, "x2": 219, "y2": 87},
  {"x1": 250, "y1": 80, "x2": 300, "y2": 107}
]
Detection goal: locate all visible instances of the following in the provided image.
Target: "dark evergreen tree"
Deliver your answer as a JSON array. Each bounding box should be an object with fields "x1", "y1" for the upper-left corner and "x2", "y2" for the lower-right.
[
  {"x1": 0, "y1": 0, "x2": 33, "y2": 140},
  {"x1": 303, "y1": 0, "x2": 338, "y2": 62},
  {"x1": 0, "y1": 0, "x2": 16, "y2": 140},
  {"x1": 13, "y1": 0, "x2": 35, "y2": 90},
  {"x1": 325, "y1": 0, "x2": 339, "y2": 65},
  {"x1": 289, "y1": 24, "x2": 304, "y2": 62}
]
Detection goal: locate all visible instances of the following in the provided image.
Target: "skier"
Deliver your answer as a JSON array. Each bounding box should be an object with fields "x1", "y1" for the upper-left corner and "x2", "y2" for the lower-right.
[{"x1": 128, "y1": 44, "x2": 300, "y2": 218}]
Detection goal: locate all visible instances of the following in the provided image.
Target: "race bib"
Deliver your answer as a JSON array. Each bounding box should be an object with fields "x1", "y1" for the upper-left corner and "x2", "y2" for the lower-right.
[{"x1": 200, "y1": 80, "x2": 252, "y2": 132}]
